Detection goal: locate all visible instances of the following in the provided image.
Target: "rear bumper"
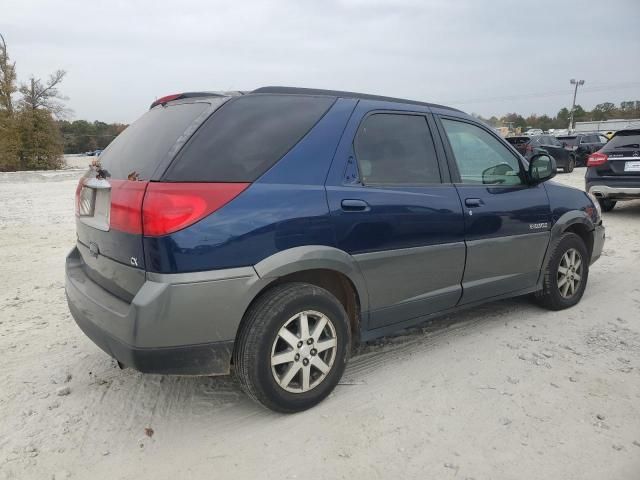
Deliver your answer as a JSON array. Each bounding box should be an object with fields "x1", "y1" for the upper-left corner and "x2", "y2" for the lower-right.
[
  {"x1": 586, "y1": 174, "x2": 640, "y2": 200},
  {"x1": 65, "y1": 247, "x2": 261, "y2": 375},
  {"x1": 587, "y1": 184, "x2": 640, "y2": 200}
]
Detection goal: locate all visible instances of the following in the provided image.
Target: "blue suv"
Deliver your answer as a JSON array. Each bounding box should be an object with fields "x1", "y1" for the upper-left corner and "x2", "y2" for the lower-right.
[{"x1": 65, "y1": 87, "x2": 605, "y2": 412}]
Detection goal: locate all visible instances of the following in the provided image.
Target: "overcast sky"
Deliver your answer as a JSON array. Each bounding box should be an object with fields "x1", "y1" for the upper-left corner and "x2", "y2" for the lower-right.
[{"x1": 3, "y1": 0, "x2": 639, "y2": 123}]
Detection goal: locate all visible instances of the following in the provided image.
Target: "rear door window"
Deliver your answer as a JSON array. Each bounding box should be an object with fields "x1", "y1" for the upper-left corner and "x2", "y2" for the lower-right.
[
  {"x1": 441, "y1": 119, "x2": 524, "y2": 186},
  {"x1": 353, "y1": 113, "x2": 441, "y2": 185},
  {"x1": 164, "y1": 94, "x2": 335, "y2": 182},
  {"x1": 98, "y1": 102, "x2": 212, "y2": 180}
]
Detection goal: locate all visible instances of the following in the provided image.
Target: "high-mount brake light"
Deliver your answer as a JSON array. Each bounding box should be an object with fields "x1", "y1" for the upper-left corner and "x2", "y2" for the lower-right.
[{"x1": 149, "y1": 93, "x2": 182, "y2": 109}]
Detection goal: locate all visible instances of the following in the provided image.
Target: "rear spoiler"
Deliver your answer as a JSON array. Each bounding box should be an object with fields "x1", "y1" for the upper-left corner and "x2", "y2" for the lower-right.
[{"x1": 149, "y1": 91, "x2": 246, "y2": 109}]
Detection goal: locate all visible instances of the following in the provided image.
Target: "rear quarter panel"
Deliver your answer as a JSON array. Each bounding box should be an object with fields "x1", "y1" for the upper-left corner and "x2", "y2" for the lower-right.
[{"x1": 143, "y1": 98, "x2": 358, "y2": 273}]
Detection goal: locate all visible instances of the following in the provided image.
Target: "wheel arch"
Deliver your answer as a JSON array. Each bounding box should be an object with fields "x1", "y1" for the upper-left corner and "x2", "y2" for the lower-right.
[
  {"x1": 233, "y1": 246, "x2": 369, "y2": 358},
  {"x1": 540, "y1": 211, "x2": 595, "y2": 280}
]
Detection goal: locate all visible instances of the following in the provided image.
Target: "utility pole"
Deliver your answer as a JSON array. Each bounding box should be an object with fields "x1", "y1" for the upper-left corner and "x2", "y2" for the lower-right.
[{"x1": 568, "y1": 79, "x2": 585, "y2": 132}]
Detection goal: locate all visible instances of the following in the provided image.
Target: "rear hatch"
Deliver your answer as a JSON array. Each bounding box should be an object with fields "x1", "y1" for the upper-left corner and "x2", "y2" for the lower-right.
[
  {"x1": 74, "y1": 98, "x2": 225, "y2": 300},
  {"x1": 592, "y1": 130, "x2": 640, "y2": 176},
  {"x1": 506, "y1": 136, "x2": 531, "y2": 156}
]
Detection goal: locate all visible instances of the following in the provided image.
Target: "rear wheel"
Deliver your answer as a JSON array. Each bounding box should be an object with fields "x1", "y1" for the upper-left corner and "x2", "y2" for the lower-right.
[
  {"x1": 598, "y1": 198, "x2": 616, "y2": 212},
  {"x1": 234, "y1": 283, "x2": 350, "y2": 413},
  {"x1": 534, "y1": 233, "x2": 589, "y2": 310},
  {"x1": 564, "y1": 156, "x2": 575, "y2": 173}
]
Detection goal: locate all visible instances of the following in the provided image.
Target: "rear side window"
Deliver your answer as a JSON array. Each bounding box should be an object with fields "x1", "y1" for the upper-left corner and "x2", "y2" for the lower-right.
[
  {"x1": 354, "y1": 113, "x2": 441, "y2": 185},
  {"x1": 164, "y1": 94, "x2": 335, "y2": 182},
  {"x1": 99, "y1": 102, "x2": 211, "y2": 180}
]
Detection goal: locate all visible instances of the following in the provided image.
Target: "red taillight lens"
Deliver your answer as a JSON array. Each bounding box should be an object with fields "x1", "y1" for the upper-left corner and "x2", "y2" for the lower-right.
[
  {"x1": 110, "y1": 180, "x2": 149, "y2": 234},
  {"x1": 141, "y1": 183, "x2": 250, "y2": 237},
  {"x1": 587, "y1": 152, "x2": 608, "y2": 167},
  {"x1": 74, "y1": 178, "x2": 84, "y2": 216}
]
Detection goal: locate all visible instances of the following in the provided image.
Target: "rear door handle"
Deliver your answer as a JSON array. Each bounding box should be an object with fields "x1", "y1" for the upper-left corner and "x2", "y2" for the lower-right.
[
  {"x1": 465, "y1": 198, "x2": 483, "y2": 207},
  {"x1": 341, "y1": 199, "x2": 370, "y2": 212}
]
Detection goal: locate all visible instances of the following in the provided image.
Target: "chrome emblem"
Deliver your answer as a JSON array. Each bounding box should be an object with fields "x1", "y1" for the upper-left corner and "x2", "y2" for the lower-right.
[
  {"x1": 529, "y1": 222, "x2": 549, "y2": 230},
  {"x1": 130, "y1": 257, "x2": 138, "y2": 267}
]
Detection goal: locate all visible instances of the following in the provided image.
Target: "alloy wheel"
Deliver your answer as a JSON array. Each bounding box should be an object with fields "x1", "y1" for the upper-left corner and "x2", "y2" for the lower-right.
[
  {"x1": 270, "y1": 310, "x2": 338, "y2": 393},
  {"x1": 557, "y1": 248, "x2": 583, "y2": 298}
]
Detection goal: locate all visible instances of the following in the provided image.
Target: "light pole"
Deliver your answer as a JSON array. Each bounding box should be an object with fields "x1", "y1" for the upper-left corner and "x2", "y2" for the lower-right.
[{"x1": 568, "y1": 79, "x2": 585, "y2": 132}]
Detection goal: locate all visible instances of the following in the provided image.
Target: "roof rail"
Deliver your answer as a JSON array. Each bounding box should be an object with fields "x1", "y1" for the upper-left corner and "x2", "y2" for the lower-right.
[{"x1": 251, "y1": 86, "x2": 461, "y2": 112}]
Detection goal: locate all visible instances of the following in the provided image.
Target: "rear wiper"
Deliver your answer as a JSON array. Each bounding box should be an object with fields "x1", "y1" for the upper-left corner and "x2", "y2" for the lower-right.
[{"x1": 615, "y1": 143, "x2": 640, "y2": 148}]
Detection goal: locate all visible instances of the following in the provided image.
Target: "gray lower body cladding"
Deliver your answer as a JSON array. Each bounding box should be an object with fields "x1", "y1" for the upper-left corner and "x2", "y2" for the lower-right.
[{"x1": 65, "y1": 246, "x2": 262, "y2": 375}]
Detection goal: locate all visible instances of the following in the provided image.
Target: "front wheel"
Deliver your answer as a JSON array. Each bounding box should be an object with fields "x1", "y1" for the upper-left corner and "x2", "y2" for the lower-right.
[
  {"x1": 234, "y1": 283, "x2": 350, "y2": 413},
  {"x1": 534, "y1": 233, "x2": 589, "y2": 310}
]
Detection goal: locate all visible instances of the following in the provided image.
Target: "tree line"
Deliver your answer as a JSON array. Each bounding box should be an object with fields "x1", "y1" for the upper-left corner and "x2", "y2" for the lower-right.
[
  {"x1": 0, "y1": 34, "x2": 129, "y2": 171},
  {"x1": 0, "y1": 34, "x2": 70, "y2": 171},
  {"x1": 474, "y1": 101, "x2": 640, "y2": 132},
  {"x1": 57, "y1": 120, "x2": 127, "y2": 154}
]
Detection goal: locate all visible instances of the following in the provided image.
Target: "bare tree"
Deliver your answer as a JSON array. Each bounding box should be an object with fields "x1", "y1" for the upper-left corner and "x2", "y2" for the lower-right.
[
  {"x1": 19, "y1": 69, "x2": 70, "y2": 118},
  {"x1": 0, "y1": 33, "x2": 17, "y2": 114}
]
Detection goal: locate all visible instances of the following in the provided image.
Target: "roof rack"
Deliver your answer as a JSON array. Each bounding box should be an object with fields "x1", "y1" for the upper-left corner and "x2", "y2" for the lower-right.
[{"x1": 251, "y1": 86, "x2": 461, "y2": 112}]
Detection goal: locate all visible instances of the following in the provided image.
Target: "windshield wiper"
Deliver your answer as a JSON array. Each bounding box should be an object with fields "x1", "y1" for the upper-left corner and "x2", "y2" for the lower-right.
[{"x1": 615, "y1": 143, "x2": 640, "y2": 149}]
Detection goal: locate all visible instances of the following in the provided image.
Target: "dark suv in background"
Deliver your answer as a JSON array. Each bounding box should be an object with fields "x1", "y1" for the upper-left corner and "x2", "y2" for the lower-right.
[
  {"x1": 506, "y1": 134, "x2": 576, "y2": 172},
  {"x1": 557, "y1": 133, "x2": 608, "y2": 166},
  {"x1": 586, "y1": 129, "x2": 640, "y2": 211},
  {"x1": 65, "y1": 87, "x2": 605, "y2": 412}
]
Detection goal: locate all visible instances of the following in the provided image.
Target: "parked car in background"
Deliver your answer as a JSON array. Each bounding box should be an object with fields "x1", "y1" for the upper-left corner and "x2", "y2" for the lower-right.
[
  {"x1": 65, "y1": 87, "x2": 605, "y2": 412},
  {"x1": 506, "y1": 134, "x2": 576, "y2": 172},
  {"x1": 586, "y1": 128, "x2": 640, "y2": 211},
  {"x1": 525, "y1": 128, "x2": 543, "y2": 136},
  {"x1": 557, "y1": 133, "x2": 608, "y2": 166}
]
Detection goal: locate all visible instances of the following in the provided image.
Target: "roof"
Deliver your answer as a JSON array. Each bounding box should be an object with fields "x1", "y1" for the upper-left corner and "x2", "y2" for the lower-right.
[
  {"x1": 149, "y1": 86, "x2": 463, "y2": 113},
  {"x1": 251, "y1": 86, "x2": 462, "y2": 112}
]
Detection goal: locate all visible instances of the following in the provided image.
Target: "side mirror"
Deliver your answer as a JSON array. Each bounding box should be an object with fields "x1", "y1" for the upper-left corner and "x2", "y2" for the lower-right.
[{"x1": 528, "y1": 153, "x2": 556, "y2": 184}]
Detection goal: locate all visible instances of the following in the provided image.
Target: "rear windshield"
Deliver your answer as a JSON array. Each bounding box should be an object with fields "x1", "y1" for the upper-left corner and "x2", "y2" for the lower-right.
[
  {"x1": 506, "y1": 137, "x2": 530, "y2": 145},
  {"x1": 163, "y1": 94, "x2": 335, "y2": 182},
  {"x1": 557, "y1": 136, "x2": 577, "y2": 146},
  {"x1": 98, "y1": 102, "x2": 212, "y2": 180},
  {"x1": 603, "y1": 131, "x2": 640, "y2": 151}
]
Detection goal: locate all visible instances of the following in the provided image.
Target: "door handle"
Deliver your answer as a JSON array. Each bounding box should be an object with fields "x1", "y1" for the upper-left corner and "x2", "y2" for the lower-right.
[
  {"x1": 465, "y1": 198, "x2": 483, "y2": 207},
  {"x1": 341, "y1": 199, "x2": 370, "y2": 212}
]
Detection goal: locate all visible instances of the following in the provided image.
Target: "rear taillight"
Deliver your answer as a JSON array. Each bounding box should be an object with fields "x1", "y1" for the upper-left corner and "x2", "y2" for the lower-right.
[
  {"x1": 110, "y1": 180, "x2": 149, "y2": 234},
  {"x1": 141, "y1": 183, "x2": 249, "y2": 236},
  {"x1": 74, "y1": 178, "x2": 84, "y2": 216},
  {"x1": 587, "y1": 152, "x2": 608, "y2": 167}
]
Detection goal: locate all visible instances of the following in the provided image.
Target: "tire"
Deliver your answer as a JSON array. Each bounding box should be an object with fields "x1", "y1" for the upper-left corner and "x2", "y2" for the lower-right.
[
  {"x1": 534, "y1": 233, "x2": 589, "y2": 311},
  {"x1": 598, "y1": 198, "x2": 616, "y2": 212},
  {"x1": 564, "y1": 156, "x2": 575, "y2": 173},
  {"x1": 233, "y1": 283, "x2": 350, "y2": 413}
]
